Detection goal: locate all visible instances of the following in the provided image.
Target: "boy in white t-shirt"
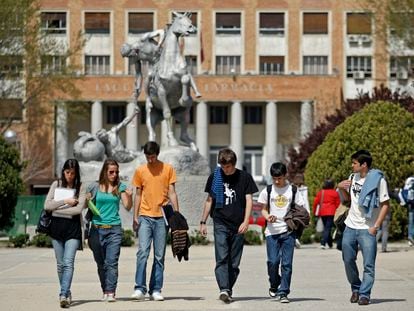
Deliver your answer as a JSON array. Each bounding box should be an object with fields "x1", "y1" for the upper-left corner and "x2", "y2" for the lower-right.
[
  {"x1": 338, "y1": 150, "x2": 390, "y2": 306},
  {"x1": 258, "y1": 162, "x2": 305, "y2": 304}
]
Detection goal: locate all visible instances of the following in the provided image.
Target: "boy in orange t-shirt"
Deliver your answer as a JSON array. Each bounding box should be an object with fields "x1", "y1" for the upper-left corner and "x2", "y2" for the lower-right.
[{"x1": 131, "y1": 141, "x2": 179, "y2": 301}]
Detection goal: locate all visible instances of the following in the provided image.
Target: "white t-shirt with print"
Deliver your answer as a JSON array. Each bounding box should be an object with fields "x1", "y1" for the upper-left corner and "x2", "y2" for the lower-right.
[
  {"x1": 345, "y1": 173, "x2": 390, "y2": 230},
  {"x1": 258, "y1": 184, "x2": 305, "y2": 237}
]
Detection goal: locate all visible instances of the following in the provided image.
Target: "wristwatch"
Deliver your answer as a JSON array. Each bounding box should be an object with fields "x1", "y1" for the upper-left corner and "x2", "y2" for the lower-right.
[{"x1": 200, "y1": 220, "x2": 206, "y2": 225}]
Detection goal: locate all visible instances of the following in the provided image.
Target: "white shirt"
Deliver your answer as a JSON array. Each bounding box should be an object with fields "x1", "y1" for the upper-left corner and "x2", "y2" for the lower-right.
[
  {"x1": 258, "y1": 184, "x2": 305, "y2": 236},
  {"x1": 345, "y1": 173, "x2": 389, "y2": 230}
]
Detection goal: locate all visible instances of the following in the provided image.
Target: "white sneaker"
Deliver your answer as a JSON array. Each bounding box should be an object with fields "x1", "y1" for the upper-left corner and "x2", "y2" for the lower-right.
[
  {"x1": 150, "y1": 291, "x2": 164, "y2": 301},
  {"x1": 408, "y1": 239, "x2": 413, "y2": 247},
  {"x1": 101, "y1": 293, "x2": 107, "y2": 301},
  {"x1": 295, "y1": 239, "x2": 301, "y2": 248},
  {"x1": 107, "y1": 293, "x2": 116, "y2": 302},
  {"x1": 219, "y1": 291, "x2": 233, "y2": 304},
  {"x1": 320, "y1": 245, "x2": 326, "y2": 250},
  {"x1": 131, "y1": 289, "x2": 145, "y2": 301}
]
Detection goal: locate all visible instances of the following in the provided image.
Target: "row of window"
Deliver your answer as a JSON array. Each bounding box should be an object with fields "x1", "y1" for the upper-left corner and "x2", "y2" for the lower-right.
[
  {"x1": 2, "y1": 54, "x2": 412, "y2": 79},
  {"x1": 41, "y1": 11, "x2": 374, "y2": 36}
]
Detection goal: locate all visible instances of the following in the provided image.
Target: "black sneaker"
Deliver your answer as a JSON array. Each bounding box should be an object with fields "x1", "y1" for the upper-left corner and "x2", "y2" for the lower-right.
[
  {"x1": 280, "y1": 295, "x2": 290, "y2": 303},
  {"x1": 269, "y1": 288, "x2": 277, "y2": 298}
]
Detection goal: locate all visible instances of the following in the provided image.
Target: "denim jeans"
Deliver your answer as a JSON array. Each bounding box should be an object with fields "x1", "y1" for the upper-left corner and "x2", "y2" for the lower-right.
[
  {"x1": 88, "y1": 225, "x2": 122, "y2": 293},
  {"x1": 321, "y1": 216, "x2": 334, "y2": 248},
  {"x1": 266, "y1": 231, "x2": 296, "y2": 296},
  {"x1": 134, "y1": 216, "x2": 167, "y2": 294},
  {"x1": 213, "y1": 221, "x2": 245, "y2": 295},
  {"x1": 52, "y1": 238, "x2": 80, "y2": 298},
  {"x1": 342, "y1": 226, "x2": 377, "y2": 299},
  {"x1": 376, "y1": 211, "x2": 391, "y2": 252},
  {"x1": 408, "y1": 205, "x2": 414, "y2": 240}
]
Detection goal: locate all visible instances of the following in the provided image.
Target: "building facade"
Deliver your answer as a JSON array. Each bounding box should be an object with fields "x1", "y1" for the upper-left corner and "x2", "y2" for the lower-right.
[{"x1": 2, "y1": 0, "x2": 411, "y2": 192}]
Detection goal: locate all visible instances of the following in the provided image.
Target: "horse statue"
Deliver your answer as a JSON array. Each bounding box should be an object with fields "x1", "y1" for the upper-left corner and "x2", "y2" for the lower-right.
[{"x1": 145, "y1": 12, "x2": 201, "y2": 151}]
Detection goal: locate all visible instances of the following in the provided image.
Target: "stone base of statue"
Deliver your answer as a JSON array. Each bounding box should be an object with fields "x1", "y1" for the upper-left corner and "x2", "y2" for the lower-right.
[{"x1": 79, "y1": 146, "x2": 210, "y2": 228}]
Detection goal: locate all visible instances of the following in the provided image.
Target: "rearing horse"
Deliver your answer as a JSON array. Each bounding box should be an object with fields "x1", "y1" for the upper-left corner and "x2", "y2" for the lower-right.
[{"x1": 145, "y1": 12, "x2": 200, "y2": 151}]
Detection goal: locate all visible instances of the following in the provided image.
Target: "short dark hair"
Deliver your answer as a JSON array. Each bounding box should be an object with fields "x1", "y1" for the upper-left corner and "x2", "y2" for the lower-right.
[
  {"x1": 218, "y1": 148, "x2": 237, "y2": 165},
  {"x1": 270, "y1": 162, "x2": 287, "y2": 177},
  {"x1": 351, "y1": 149, "x2": 372, "y2": 168},
  {"x1": 323, "y1": 178, "x2": 335, "y2": 189},
  {"x1": 143, "y1": 141, "x2": 160, "y2": 155}
]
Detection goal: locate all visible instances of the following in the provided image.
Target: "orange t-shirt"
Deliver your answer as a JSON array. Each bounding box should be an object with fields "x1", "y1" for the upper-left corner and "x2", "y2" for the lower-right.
[{"x1": 132, "y1": 161, "x2": 177, "y2": 217}]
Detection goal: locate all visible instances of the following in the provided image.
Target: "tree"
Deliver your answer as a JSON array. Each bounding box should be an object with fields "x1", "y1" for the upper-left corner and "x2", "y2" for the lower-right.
[
  {"x1": 287, "y1": 85, "x2": 414, "y2": 181},
  {"x1": 0, "y1": 0, "x2": 84, "y2": 184},
  {"x1": 0, "y1": 137, "x2": 23, "y2": 231},
  {"x1": 304, "y1": 101, "x2": 414, "y2": 240}
]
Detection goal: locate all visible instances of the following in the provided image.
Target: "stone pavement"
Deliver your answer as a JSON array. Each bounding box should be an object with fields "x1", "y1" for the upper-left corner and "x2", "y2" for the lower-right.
[{"x1": 0, "y1": 242, "x2": 413, "y2": 311}]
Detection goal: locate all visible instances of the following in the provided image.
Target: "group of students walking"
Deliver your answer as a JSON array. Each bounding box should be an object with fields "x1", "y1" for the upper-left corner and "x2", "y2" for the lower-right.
[{"x1": 44, "y1": 146, "x2": 389, "y2": 308}]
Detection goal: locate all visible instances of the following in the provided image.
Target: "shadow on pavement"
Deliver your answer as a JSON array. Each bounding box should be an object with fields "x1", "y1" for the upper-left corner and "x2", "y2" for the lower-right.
[{"x1": 371, "y1": 298, "x2": 406, "y2": 304}]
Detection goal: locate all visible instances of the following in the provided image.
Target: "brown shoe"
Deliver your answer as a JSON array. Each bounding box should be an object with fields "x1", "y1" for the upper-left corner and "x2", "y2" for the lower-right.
[
  {"x1": 350, "y1": 292, "x2": 359, "y2": 303},
  {"x1": 358, "y1": 297, "x2": 370, "y2": 305}
]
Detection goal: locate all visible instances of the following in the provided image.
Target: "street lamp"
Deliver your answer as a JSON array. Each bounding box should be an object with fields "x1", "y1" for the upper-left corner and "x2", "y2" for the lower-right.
[
  {"x1": 22, "y1": 210, "x2": 29, "y2": 236},
  {"x1": 3, "y1": 129, "x2": 18, "y2": 144}
]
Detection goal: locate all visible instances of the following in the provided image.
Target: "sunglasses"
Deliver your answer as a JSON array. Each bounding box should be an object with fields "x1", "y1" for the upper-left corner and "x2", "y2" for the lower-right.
[{"x1": 108, "y1": 170, "x2": 119, "y2": 175}]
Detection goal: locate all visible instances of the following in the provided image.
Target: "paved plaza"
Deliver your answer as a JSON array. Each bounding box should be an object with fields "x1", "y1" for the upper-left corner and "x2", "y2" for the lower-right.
[{"x1": 0, "y1": 241, "x2": 413, "y2": 311}]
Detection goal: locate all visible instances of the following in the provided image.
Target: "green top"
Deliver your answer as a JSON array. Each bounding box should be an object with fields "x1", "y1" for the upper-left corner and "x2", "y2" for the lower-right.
[{"x1": 92, "y1": 183, "x2": 127, "y2": 225}]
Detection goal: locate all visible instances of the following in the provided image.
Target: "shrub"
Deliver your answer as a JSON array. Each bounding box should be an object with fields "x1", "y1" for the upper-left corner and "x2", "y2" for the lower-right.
[
  {"x1": 31, "y1": 233, "x2": 52, "y2": 247},
  {"x1": 305, "y1": 101, "x2": 414, "y2": 239},
  {"x1": 121, "y1": 229, "x2": 135, "y2": 247},
  {"x1": 243, "y1": 230, "x2": 262, "y2": 245},
  {"x1": 9, "y1": 233, "x2": 29, "y2": 248},
  {"x1": 189, "y1": 229, "x2": 209, "y2": 245}
]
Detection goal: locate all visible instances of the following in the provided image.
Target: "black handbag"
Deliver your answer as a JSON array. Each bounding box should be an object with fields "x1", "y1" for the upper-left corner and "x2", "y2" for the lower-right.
[{"x1": 36, "y1": 210, "x2": 52, "y2": 234}]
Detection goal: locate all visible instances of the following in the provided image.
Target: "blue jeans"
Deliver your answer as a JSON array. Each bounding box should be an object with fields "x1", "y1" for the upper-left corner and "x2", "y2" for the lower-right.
[
  {"x1": 342, "y1": 226, "x2": 377, "y2": 299},
  {"x1": 88, "y1": 225, "x2": 122, "y2": 293},
  {"x1": 321, "y1": 216, "x2": 334, "y2": 248},
  {"x1": 266, "y1": 231, "x2": 296, "y2": 296},
  {"x1": 213, "y1": 222, "x2": 245, "y2": 295},
  {"x1": 134, "y1": 216, "x2": 167, "y2": 294},
  {"x1": 408, "y1": 205, "x2": 414, "y2": 240},
  {"x1": 52, "y1": 238, "x2": 80, "y2": 298}
]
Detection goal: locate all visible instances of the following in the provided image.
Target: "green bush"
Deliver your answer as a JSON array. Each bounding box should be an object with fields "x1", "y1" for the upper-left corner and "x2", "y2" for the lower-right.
[
  {"x1": 243, "y1": 230, "x2": 262, "y2": 245},
  {"x1": 189, "y1": 229, "x2": 209, "y2": 245},
  {"x1": 9, "y1": 233, "x2": 29, "y2": 248},
  {"x1": 31, "y1": 233, "x2": 52, "y2": 248},
  {"x1": 121, "y1": 229, "x2": 135, "y2": 247},
  {"x1": 305, "y1": 101, "x2": 414, "y2": 240}
]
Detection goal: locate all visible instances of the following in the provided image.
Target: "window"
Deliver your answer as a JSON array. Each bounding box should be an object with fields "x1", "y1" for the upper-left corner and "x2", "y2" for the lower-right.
[
  {"x1": 185, "y1": 55, "x2": 197, "y2": 75},
  {"x1": 216, "y1": 13, "x2": 241, "y2": 34},
  {"x1": 303, "y1": 13, "x2": 328, "y2": 34},
  {"x1": 85, "y1": 56, "x2": 110, "y2": 75},
  {"x1": 346, "y1": 56, "x2": 372, "y2": 78},
  {"x1": 41, "y1": 55, "x2": 66, "y2": 74},
  {"x1": 216, "y1": 56, "x2": 241, "y2": 75},
  {"x1": 259, "y1": 13, "x2": 284, "y2": 35},
  {"x1": 244, "y1": 106, "x2": 263, "y2": 124},
  {"x1": 85, "y1": 12, "x2": 110, "y2": 34},
  {"x1": 128, "y1": 12, "x2": 153, "y2": 34},
  {"x1": 347, "y1": 13, "x2": 372, "y2": 35},
  {"x1": 0, "y1": 99, "x2": 23, "y2": 121},
  {"x1": 244, "y1": 147, "x2": 263, "y2": 179},
  {"x1": 303, "y1": 56, "x2": 328, "y2": 75},
  {"x1": 260, "y1": 56, "x2": 284, "y2": 74},
  {"x1": 0, "y1": 55, "x2": 23, "y2": 78},
  {"x1": 210, "y1": 106, "x2": 228, "y2": 124},
  {"x1": 172, "y1": 12, "x2": 198, "y2": 34},
  {"x1": 41, "y1": 12, "x2": 67, "y2": 34},
  {"x1": 389, "y1": 56, "x2": 414, "y2": 79},
  {"x1": 107, "y1": 105, "x2": 125, "y2": 124}
]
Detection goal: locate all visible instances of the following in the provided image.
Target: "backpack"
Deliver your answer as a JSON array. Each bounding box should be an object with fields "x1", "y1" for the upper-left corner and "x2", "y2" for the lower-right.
[{"x1": 266, "y1": 184, "x2": 297, "y2": 212}]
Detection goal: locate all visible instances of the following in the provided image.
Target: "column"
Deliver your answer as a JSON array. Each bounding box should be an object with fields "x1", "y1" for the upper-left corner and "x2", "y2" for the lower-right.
[
  {"x1": 301, "y1": 100, "x2": 313, "y2": 139},
  {"x1": 196, "y1": 101, "x2": 208, "y2": 159},
  {"x1": 230, "y1": 101, "x2": 243, "y2": 169},
  {"x1": 55, "y1": 102, "x2": 68, "y2": 175},
  {"x1": 91, "y1": 100, "x2": 103, "y2": 134},
  {"x1": 126, "y1": 101, "x2": 139, "y2": 150},
  {"x1": 161, "y1": 120, "x2": 168, "y2": 149},
  {"x1": 265, "y1": 101, "x2": 278, "y2": 175}
]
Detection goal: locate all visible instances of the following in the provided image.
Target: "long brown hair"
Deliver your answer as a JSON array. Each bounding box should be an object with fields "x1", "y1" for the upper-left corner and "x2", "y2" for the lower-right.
[{"x1": 98, "y1": 159, "x2": 120, "y2": 196}]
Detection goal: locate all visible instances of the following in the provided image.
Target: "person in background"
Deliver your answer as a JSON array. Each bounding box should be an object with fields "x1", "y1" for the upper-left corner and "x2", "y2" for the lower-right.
[
  {"x1": 292, "y1": 173, "x2": 310, "y2": 248},
  {"x1": 87, "y1": 159, "x2": 133, "y2": 303},
  {"x1": 44, "y1": 159, "x2": 87, "y2": 308},
  {"x1": 399, "y1": 176, "x2": 414, "y2": 246},
  {"x1": 313, "y1": 178, "x2": 341, "y2": 249},
  {"x1": 199, "y1": 148, "x2": 258, "y2": 304}
]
